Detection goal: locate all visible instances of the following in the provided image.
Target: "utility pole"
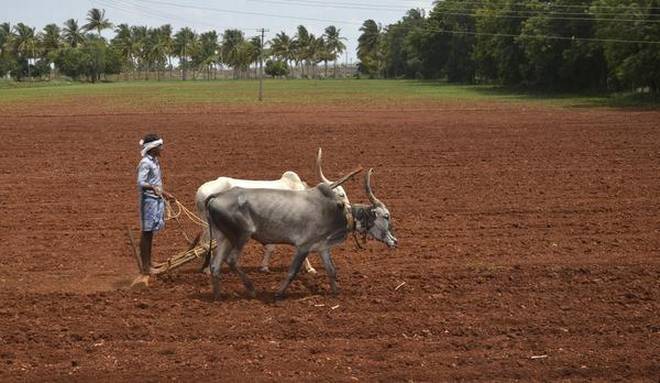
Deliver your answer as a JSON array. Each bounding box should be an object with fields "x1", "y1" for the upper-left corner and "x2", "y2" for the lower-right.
[{"x1": 257, "y1": 28, "x2": 269, "y2": 101}]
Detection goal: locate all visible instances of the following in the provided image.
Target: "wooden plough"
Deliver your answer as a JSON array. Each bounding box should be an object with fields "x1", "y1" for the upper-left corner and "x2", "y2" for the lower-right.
[
  {"x1": 127, "y1": 199, "x2": 215, "y2": 275},
  {"x1": 150, "y1": 239, "x2": 216, "y2": 275}
]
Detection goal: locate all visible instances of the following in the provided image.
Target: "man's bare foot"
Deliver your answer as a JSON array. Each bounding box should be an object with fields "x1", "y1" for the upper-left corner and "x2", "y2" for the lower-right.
[{"x1": 130, "y1": 274, "x2": 150, "y2": 287}]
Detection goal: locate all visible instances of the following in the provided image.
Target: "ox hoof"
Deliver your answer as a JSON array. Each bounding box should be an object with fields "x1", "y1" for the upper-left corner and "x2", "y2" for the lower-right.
[
  {"x1": 274, "y1": 292, "x2": 286, "y2": 300},
  {"x1": 259, "y1": 266, "x2": 270, "y2": 273},
  {"x1": 248, "y1": 289, "x2": 257, "y2": 299}
]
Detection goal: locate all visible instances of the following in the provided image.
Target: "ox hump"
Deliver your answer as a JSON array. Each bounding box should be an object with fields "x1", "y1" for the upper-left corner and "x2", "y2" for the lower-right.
[{"x1": 280, "y1": 171, "x2": 304, "y2": 189}]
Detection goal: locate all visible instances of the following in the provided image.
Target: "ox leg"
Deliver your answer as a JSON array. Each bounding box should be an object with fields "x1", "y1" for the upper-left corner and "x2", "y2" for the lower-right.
[
  {"x1": 200, "y1": 229, "x2": 225, "y2": 274},
  {"x1": 209, "y1": 237, "x2": 232, "y2": 301},
  {"x1": 260, "y1": 245, "x2": 276, "y2": 273},
  {"x1": 275, "y1": 248, "x2": 309, "y2": 299},
  {"x1": 319, "y1": 250, "x2": 338, "y2": 295},
  {"x1": 227, "y1": 247, "x2": 256, "y2": 298},
  {"x1": 261, "y1": 246, "x2": 316, "y2": 275}
]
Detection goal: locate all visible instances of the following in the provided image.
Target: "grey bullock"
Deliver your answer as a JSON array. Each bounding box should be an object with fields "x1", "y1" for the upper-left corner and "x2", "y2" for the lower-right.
[
  {"x1": 194, "y1": 148, "x2": 350, "y2": 274},
  {"x1": 205, "y1": 168, "x2": 397, "y2": 300}
]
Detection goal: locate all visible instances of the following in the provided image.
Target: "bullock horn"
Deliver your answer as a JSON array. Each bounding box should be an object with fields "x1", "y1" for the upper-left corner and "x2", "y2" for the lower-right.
[
  {"x1": 329, "y1": 166, "x2": 363, "y2": 189},
  {"x1": 316, "y1": 147, "x2": 331, "y2": 184},
  {"x1": 365, "y1": 168, "x2": 384, "y2": 207}
]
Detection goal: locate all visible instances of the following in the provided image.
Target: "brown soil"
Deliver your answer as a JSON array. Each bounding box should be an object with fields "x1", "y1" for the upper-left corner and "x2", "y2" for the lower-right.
[{"x1": 0, "y1": 100, "x2": 658, "y2": 381}]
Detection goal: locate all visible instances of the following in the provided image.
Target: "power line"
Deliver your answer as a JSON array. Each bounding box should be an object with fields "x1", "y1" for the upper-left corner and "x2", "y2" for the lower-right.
[
  {"x1": 128, "y1": 0, "x2": 363, "y2": 26},
  {"x1": 98, "y1": 0, "x2": 255, "y2": 31},
  {"x1": 246, "y1": 0, "x2": 407, "y2": 12},
  {"x1": 449, "y1": 0, "x2": 660, "y2": 12},
  {"x1": 247, "y1": 0, "x2": 660, "y2": 18},
  {"x1": 94, "y1": 0, "x2": 660, "y2": 46},
  {"x1": 128, "y1": 0, "x2": 660, "y2": 25},
  {"x1": 433, "y1": 10, "x2": 660, "y2": 23},
  {"x1": 416, "y1": 26, "x2": 660, "y2": 45},
  {"x1": 94, "y1": 0, "x2": 218, "y2": 30}
]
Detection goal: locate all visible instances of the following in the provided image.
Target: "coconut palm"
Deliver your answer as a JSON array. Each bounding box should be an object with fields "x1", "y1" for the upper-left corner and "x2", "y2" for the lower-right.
[
  {"x1": 0, "y1": 23, "x2": 14, "y2": 78},
  {"x1": 270, "y1": 31, "x2": 293, "y2": 75},
  {"x1": 131, "y1": 26, "x2": 148, "y2": 79},
  {"x1": 221, "y1": 29, "x2": 245, "y2": 79},
  {"x1": 0, "y1": 23, "x2": 12, "y2": 61},
  {"x1": 357, "y1": 19, "x2": 382, "y2": 77},
  {"x1": 111, "y1": 23, "x2": 138, "y2": 79},
  {"x1": 324, "y1": 25, "x2": 346, "y2": 78},
  {"x1": 39, "y1": 24, "x2": 61, "y2": 78},
  {"x1": 310, "y1": 35, "x2": 328, "y2": 78},
  {"x1": 293, "y1": 25, "x2": 312, "y2": 77},
  {"x1": 83, "y1": 8, "x2": 112, "y2": 37},
  {"x1": 158, "y1": 24, "x2": 174, "y2": 79},
  {"x1": 248, "y1": 35, "x2": 263, "y2": 78},
  {"x1": 145, "y1": 27, "x2": 170, "y2": 80},
  {"x1": 1, "y1": 23, "x2": 12, "y2": 52},
  {"x1": 40, "y1": 24, "x2": 61, "y2": 53},
  {"x1": 236, "y1": 41, "x2": 258, "y2": 78},
  {"x1": 12, "y1": 23, "x2": 38, "y2": 79},
  {"x1": 62, "y1": 19, "x2": 85, "y2": 48},
  {"x1": 174, "y1": 27, "x2": 196, "y2": 80},
  {"x1": 196, "y1": 30, "x2": 219, "y2": 80}
]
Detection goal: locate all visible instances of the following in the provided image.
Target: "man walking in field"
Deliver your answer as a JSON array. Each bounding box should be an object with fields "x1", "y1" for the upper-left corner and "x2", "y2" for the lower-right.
[{"x1": 133, "y1": 133, "x2": 174, "y2": 285}]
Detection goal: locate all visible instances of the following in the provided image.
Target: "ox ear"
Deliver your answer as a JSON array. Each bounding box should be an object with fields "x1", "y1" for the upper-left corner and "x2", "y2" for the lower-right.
[{"x1": 329, "y1": 166, "x2": 363, "y2": 189}]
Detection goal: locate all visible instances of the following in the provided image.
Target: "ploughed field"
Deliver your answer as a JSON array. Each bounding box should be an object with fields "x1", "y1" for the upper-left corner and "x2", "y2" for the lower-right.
[{"x1": 0, "y1": 82, "x2": 658, "y2": 381}]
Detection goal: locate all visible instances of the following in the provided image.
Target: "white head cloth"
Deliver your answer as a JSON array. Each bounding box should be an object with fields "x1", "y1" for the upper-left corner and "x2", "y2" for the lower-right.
[{"x1": 140, "y1": 138, "x2": 163, "y2": 157}]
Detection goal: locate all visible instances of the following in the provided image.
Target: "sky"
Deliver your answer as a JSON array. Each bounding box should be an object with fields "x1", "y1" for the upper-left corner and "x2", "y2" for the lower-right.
[{"x1": 2, "y1": 0, "x2": 434, "y2": 63}]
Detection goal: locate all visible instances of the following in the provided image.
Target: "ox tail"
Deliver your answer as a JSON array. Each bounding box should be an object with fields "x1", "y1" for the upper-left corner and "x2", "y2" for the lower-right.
[{"x1": 199, "y1": 198, "x2": 214, "y2": 272}]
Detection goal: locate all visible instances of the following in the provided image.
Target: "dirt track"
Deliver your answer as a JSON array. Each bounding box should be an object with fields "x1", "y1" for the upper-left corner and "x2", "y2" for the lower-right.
[{"x1": 0, "y1": 99, "x2": 658, "y2": 381}]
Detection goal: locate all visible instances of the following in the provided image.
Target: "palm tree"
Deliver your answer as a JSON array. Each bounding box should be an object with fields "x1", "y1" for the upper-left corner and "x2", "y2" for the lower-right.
[
  {"x1": 145, "y1": 27, "x2": 170, "y2": 80},
  {"x1": 131, "y1": 26, "x2": 148, "y2": 79},
  {"x1": 324, "y1": 25, "x2": 346, "y2": 78},
  {"x1": 39, "y1": 24, "x2": 61, "y2": 78},
  {"x1": 316, "y1": 36, "x2": 333, "y2": 78},
  {"x1": 83, "y1": 8, "x2": 112, "y2": 37},
  {"x1": 0, "y1": 23, "x2": 12, "y2": 57},
  {"x1": 174, "y1": 27, "x2": 196, "y2": 80},
  {"x1": 158, "y1": 24, "x2": 174, "y2": 79},
  {"x1": 0, "y1": 23, "x2": 14, "y2": 79},
  {"x1": 221, "y1": 29, "x2": 245, "y2": 79},
  {"x1": 111, "y1": 23, "x2": 137, "y2": 79},
  {"x1": 357, "y1": 19, "x2": 382, "y2": 77},
  {"x1": 270, "y1": 31, "x2": 293, "y2": 76},
  {"x1": 236, "y1": 41, "x2": 258, "y2": 78},
  {"x1": 40, "y1": 24, "x2": 61, "y2": 53},
  {"x1": 249, "y1": 35, "x2": 263, "y2": 78},
  {"x1": 293, "y1": 25, "x2": 312, "y2": 77},
  {"x1": 62, "y1": 19, "x2": 85, "y2": 48},
  {"x1": 196, "y1": 31, "x2": 219, "y2": 80},
  {"x1": 308, "y1": 35, "x2": 327, "y2": 78},
  {"x1": 13, "y1": 23, "x2": 38, "y2": 79}
]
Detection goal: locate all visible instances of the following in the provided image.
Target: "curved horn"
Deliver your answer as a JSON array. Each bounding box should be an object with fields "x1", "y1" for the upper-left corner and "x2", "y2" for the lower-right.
[
  {"x1": 316, "y1": 147, "x2": 331, "y2": 184},
  {"x1": 365, "y1": 168, "x2": 384, "y2": 207},
  {"x1": 330, "y1": 166, "x2": 363, "y2": 189}
]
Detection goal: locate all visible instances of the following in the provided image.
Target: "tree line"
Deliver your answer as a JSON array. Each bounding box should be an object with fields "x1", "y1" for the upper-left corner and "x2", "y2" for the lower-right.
[
  {"x1": 0, "y1": 8, "x2": 347, "y2": 82},
  {"x1": 357, "y1": 0, "x2": 660, "y2": 92}
]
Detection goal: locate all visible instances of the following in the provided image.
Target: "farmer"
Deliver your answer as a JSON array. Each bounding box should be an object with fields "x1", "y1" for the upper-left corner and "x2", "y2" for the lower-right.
[{"x1": 136, "y1": 133, "x2": 174, "y2": 280}]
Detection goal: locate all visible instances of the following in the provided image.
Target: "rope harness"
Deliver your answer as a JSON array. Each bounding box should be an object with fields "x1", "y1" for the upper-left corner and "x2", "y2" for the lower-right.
[{"x1": 141, "y1": 199, "x2": 214, "y2": 275}]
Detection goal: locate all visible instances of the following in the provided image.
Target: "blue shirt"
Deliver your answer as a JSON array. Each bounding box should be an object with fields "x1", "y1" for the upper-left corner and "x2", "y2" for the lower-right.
[{"x1": 137, "y1": 154, "x2": 163, "y2": 199}]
